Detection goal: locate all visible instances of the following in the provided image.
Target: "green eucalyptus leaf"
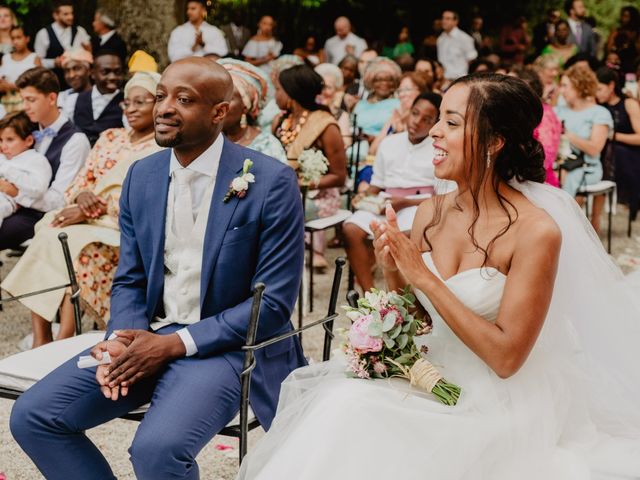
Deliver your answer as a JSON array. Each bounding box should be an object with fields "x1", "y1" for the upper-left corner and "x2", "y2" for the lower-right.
[
  {"x1": 389, "y1": 324, "x2": 402, "y2": 339},
  {"x1": 382, "y1": 312, "x2": 397, "y2": 332},
  {"x1": 383, "y1": 336, "x2": 395, "y2": 349},
  {"x1": 368, "y1": 321, "x2": 383, "y2": 337},
  {"x1": 397, "y1": 334, "x2": 409, "y2": 349}
]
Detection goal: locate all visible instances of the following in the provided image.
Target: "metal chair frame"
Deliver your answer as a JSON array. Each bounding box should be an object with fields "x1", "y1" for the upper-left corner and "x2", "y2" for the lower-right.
[{"x1": 0, "y1": 232, "x2": 82, "y2": 334}]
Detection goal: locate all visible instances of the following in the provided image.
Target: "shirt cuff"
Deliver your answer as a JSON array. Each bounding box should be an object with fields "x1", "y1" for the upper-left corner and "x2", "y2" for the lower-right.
[{"x1": 176, "y1": 328, "x2": 198, "y2": 356}]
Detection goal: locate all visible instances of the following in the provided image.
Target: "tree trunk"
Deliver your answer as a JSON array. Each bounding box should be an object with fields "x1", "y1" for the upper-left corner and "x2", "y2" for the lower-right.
[{"x1": 98, "y1": 0, "x2": 185, "y2": 69}]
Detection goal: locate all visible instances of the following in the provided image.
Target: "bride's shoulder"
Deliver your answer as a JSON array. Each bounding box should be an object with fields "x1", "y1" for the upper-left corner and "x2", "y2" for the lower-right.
[{"x1": 513, "y1": 200, "x2": 562, "y2": 253}]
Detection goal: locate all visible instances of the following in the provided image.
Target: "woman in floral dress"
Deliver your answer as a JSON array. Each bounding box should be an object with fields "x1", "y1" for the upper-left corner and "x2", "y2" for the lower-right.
[{"x1": 2, "y1": 72, "x2": 163, "y2": 347}]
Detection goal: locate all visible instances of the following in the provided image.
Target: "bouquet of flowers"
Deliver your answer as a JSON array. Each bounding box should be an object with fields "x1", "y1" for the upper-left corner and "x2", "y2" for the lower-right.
[
  {"x1": 342, "y1": 288, "x2": 461, "y2": 406},
  {"x1": 298, "y1": 148, "x2": 329, "y2": 187}
]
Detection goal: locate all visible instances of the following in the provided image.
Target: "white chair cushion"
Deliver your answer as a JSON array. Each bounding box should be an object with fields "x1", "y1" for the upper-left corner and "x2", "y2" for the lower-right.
[
  {"x1": 305, "y1": 209, "x2": 352, "y2": 231},
  {"x1": 0, "y1": 332, "x2": 256, "y2": 428},
  {"x1": 578, "y1": 180, "x2": 616, "y2": 194},
  {"x1": 0, "y1": 332, "x2": 104, "y2": 392}
]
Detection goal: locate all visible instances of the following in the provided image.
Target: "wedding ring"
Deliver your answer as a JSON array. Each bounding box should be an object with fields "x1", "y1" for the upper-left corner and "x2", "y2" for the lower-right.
[{"x1": 58, "y1": 216, "x2": 65, "y2": 221}]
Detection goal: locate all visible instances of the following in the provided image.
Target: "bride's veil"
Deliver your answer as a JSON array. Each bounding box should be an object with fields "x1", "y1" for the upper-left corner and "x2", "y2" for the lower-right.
[{"x1": 512, "y1": 180, "x2": 640, "y2": 437}]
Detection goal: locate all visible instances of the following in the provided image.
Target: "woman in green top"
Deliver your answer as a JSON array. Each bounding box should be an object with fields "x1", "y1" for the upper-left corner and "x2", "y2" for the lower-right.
[
  {"x1": 540, "y1": 20, "x2": 578, "y2": 68},
  {"x1": 391, "y1": 26, "x2": 415, "y2": 58}
]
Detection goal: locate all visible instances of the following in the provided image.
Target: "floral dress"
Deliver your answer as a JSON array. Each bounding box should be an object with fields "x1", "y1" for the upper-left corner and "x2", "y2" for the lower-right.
[{"x1": 64, "y1": 129, "x2": 160, "y2": 325}]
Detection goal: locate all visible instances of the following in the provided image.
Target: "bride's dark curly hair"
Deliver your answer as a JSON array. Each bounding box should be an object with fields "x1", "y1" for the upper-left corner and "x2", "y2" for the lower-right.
[{"x1": 423, "y1": 73, "x2": 546, "y2": 267}]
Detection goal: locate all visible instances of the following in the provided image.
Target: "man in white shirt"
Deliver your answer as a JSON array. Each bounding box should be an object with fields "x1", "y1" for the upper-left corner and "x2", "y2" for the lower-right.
[
  {"x1": 437, "y1": 10, "x2": 477, "y2": 81},
  {"x1": 344, "y1": 92, "x2": 446, "y2": 292},
  {"x1": 57, "y1": 48, "x2": 93, "y2": 119},
  {"x1": 168, "y1": 0, "x2": 229, "y2": 62},
  {"x1": 34, "y1": 1, "x2": 90, "y2": 87},
  {"x1": 324, "y1": 16, "x2": 368, "y2": 65},
  {"x1": 11, "y1": 58, "x2": 306, "y2": 479},
  {"x1": 0, "y1": 67, "x2": 90, "y2": 249}
]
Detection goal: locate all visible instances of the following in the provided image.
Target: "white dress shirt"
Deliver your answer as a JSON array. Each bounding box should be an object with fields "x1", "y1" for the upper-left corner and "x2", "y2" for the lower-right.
[
  {"x1": 99, "y1": 30, "x2": 116, "y2": 46},
  {"x1": 151, "y1": 134, "x2": 224, "y2": 356},
  {"x1": 29, "y1": 113, "x2": 91, "y2": 212},
  {"x1": 324, "y1": 32, "x2": 368, "y2": 64},
  {"x1": 34, "y1": 22, "x2": 91, "y2": 69},
  {"x1": 58, "y1": 88, "x2": 79, "y2": 119},
  {"x1": 437, "y1": 27, "x2": 478, "y2": 80},
  {"x1": 0, "y1": 149, "x2": 52, "y2": 214},
  {"x1": 370, "y1": 133, "x2": 438, "y2": 189},
  {"x1": 168, "y1": 21, "x2": 229, "y2": 62}
]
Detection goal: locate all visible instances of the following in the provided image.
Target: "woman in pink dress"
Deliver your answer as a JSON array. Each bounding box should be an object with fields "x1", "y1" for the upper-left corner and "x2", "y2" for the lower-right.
[{"x1": 511, "y1": 67, "x2": 561, "y2": 187}]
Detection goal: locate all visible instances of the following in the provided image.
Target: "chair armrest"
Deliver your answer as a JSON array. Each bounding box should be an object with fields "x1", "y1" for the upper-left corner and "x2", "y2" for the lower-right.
[{"x1": 242, "y1": 313, "x2": 339, "y2": 353}]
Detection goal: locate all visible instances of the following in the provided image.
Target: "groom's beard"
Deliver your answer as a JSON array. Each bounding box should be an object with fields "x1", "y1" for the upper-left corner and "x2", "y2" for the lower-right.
[{"x1": 155, "y1": 131, "x2": 183, "y2": 148}]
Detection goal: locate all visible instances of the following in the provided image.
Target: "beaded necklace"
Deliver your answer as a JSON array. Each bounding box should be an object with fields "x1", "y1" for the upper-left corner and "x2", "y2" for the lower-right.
[{"x1": 277, "y1": 110, "x2": 309, "y2": 147}]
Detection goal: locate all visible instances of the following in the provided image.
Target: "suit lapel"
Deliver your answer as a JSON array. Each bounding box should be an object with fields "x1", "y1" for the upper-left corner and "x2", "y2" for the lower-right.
[
  {"x1": 145, "y1": 150, "x2": 171, "y2": 309},
  {"x1": 200, "y1": 138, "x2": 245, "y2": 306}
]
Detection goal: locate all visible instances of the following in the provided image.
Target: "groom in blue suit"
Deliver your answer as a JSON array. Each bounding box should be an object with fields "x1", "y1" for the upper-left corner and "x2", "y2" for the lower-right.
[{"x1": 10, "y1": 58, "x2": 306, "y2": 479}]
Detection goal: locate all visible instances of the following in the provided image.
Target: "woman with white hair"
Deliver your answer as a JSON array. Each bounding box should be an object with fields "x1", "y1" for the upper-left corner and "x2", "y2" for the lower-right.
[
  {"x1": 2, "y1": 72, "x2": 163, "y2": 347},
  {"x1": 351, "y1": 57, "x2": 401, "y2": 189},
  {"x1": 315, "y1": 62, "x2": 352, "y2": 147}
]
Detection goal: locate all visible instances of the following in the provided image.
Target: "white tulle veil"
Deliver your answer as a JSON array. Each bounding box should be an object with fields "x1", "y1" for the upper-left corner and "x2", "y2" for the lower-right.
[{"x1": 511, "y1": 180, "x2": 640, "y2": 437}]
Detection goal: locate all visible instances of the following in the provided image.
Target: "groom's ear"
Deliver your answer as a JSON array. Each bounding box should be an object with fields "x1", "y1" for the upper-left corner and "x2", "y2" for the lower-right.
[{"x1": 212, "y1": 101, "x2": 230, "y2": 126}]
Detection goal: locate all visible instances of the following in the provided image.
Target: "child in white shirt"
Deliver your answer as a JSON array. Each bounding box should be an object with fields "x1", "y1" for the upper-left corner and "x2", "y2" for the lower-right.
[{"x1": 0, "y1": 111, "x2": 51, "y2": 226}]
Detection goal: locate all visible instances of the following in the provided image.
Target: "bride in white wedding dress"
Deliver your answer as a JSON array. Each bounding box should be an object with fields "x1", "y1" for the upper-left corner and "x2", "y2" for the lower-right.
[{"x1": 238, "y1": 73, "x2": 640, "y2": 480}]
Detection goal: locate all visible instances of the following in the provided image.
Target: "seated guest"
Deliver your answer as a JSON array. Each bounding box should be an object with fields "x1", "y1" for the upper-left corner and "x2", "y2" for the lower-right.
[
  {"x1": 511, "y1": 66, "x2": 561, "y2": 187},
  {"x1": 314, "y1": 62, "x2": 352, "y2": 147},
  {"x1": 128, "y1": 49, "x2": 158, "y2": 74},
  {"x1": 344, "y1": 92, "x2": 444, "y2": 291},
  {"x1": 0, "y1": 111, "x2": 51, "y2": 226},
  {"x1": 242, "y1": 15, "x2": 283, "y2": 73},
  {"x1": 57, "y1": 48, "x2": 93, "y2": 119},
  {"x1": 540, "y1": 20, "x2": 578, "y2": 68},
  {"x1": 168, "y1": 0, "x2": 228, "y2": 62},
  {"x1": 293, "y1": 36, "x2": 325, "y2": 66},
  {"x1": 0, "y1": 25, "x2": 41, "y2": 113},
  {"x1": 256, "y1": 54, "x2": 303, "y2": 130},
  {"x1": 273, "y1": 65, "x2": 347, "y2": 269},
  {"x1": 72, "y1": 50, "x2": 125, "y2": 146},
  {"x1": 91, "y1": 8, "x2": 127, "y2": 62},
  {"x1": 369, "y1": 70, "x2": 429, "y2": 155},
  {"x1": 34, "y1": 0, "x2": 91, "y2": 88},
  {"x1": 2, "y1": 72, "x2": 162, "y2": 347},
  {"x1": 219, "y1": 58, "x2": 287, "y2": 163},
  {"x1": 0, "y1": 67, "x2": 90, "y2": 250},
  {"x1": 351, "y1": 57, "x2": 401, "y2": 190}
]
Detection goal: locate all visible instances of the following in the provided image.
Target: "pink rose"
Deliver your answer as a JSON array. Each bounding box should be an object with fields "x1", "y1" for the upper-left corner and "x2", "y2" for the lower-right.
[
  {"x1": 348, "y1": 314, "x2": 383, "y2": 353},
  {"x1": 373, "y1": 361, "x2": 387, "y2": 375}
]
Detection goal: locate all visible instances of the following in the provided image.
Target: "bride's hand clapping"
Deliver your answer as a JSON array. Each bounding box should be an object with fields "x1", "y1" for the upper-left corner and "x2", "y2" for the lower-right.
[
  {"x1": 375, "y1": 204, "x2": 434, "y2": 287},
  {"x1": 371, "y1": 211, "x2": 398, "y2": 273}
]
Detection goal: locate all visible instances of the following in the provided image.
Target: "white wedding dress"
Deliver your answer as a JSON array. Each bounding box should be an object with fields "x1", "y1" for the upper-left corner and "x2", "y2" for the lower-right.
[{"x1": 237, "y1": 182, "x2": 640, "y2": 480}]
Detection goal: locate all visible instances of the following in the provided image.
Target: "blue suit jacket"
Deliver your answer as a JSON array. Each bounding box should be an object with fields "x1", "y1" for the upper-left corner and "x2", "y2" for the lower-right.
[{"x1": 107, "y1": 137, "x2": 306, "y2": 429}]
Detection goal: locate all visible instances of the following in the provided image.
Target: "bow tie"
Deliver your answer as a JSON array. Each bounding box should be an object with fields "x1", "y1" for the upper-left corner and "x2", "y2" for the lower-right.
[{"x1": 32, "y1": 127, "x2": 57, "y2": 143}]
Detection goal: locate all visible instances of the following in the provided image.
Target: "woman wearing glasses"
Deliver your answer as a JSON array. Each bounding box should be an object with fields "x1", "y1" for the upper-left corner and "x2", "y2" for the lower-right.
[{"x1": 2, "y1": 72, "x2": 163, "y2": 348}]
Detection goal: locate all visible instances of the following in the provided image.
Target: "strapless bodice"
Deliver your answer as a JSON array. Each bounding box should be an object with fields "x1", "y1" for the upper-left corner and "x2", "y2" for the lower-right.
[{"x1": 415, "y1": 252, "x2": 507, "y2": 325}]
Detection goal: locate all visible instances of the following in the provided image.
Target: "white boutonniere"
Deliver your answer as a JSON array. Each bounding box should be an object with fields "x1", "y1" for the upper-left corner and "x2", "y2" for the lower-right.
[{"x1": 224, "y1": 159, "x2": 255, "y2": 203}]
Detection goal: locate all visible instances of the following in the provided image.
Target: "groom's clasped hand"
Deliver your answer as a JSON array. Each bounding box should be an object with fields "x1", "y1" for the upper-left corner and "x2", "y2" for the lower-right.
[{"x1": 91, "y1": 329, "x2": 186, "y2": 400}]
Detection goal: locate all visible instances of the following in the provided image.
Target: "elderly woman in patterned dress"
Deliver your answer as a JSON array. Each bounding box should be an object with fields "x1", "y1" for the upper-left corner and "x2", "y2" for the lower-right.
[{"x1": 2, "y1": 72, "x2": 163, "y2": 347}]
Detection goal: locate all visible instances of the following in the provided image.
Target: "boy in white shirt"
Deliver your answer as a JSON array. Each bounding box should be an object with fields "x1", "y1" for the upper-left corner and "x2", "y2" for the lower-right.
[{"x1": 0, "y1": 111, "x2": 52, "y2": 226}]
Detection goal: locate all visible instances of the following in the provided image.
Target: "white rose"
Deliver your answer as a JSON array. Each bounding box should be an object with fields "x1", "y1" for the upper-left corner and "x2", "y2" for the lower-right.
[
  {"x1": 244, "y1": 173, "x2": 255, "y2": 183},
  {"x1": 231, "y1": 177, "x2": 249, "y2": 191}
]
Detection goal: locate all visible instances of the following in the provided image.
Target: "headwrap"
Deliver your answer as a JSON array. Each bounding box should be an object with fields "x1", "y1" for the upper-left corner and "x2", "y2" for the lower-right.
[
  {"x1": 60, "y1": 48, "x2": 93, "y2": 68},
  {"x1": 363, "y1": 57, "x2": 402, "y2": 91},
  {"x1": 128, "y1": 50, "x2": 158, "y2": 74},
  {"x1": 270, "y1": 54, "x2": 304, "y2": 76},
  {"x1": 218, "y1": 58, "x2": 273, "y2": 119},
  {"x1": 124, "y1": 71, "x2": 161, "y2": 98}
]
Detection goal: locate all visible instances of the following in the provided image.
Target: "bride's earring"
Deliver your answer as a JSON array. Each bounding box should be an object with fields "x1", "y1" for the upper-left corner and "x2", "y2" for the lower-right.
[
  {"x1": 486, "y1": 151, "x2": 491, "y2": 169},
  {"x1": 240, "y1": 113, "x2": 247, "y2": 128}
]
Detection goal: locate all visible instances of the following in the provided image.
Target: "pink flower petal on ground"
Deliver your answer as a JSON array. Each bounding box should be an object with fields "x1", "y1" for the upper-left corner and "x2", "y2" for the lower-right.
[{"x1": 214, "y1": 444, "x2": 235, "y2": 451}]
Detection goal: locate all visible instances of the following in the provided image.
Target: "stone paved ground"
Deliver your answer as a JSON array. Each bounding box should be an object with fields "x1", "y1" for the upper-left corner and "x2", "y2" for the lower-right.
[{"x1": 0, "y1": 205, "x2": 639, "y2": 479}]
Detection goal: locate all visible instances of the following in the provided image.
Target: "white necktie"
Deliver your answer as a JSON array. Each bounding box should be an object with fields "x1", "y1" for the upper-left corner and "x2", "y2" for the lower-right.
[{"x1": 173, "y1": 168, "x2": 196, "y2": 238}]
